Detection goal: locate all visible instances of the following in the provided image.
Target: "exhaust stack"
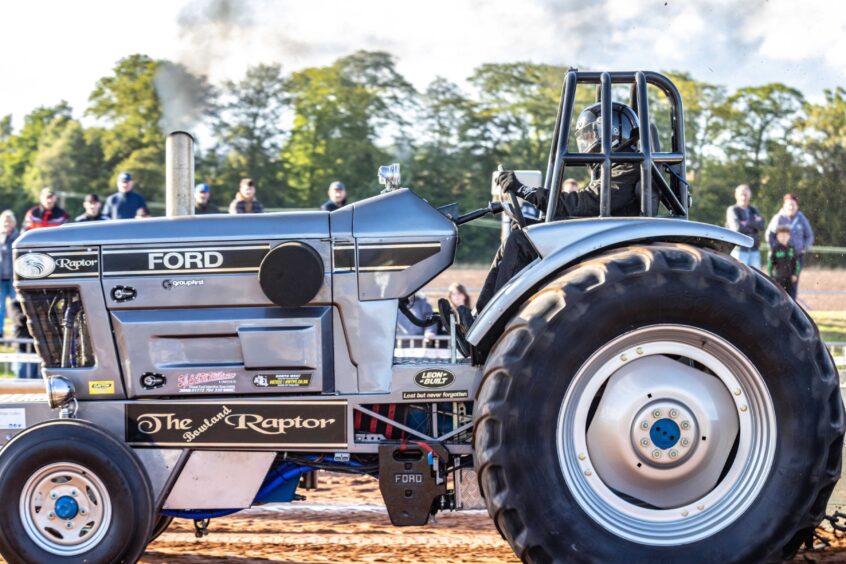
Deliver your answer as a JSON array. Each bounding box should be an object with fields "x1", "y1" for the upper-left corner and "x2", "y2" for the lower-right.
[{"x1": 165, "y1": 131, "x2": 195, "y2": 217}]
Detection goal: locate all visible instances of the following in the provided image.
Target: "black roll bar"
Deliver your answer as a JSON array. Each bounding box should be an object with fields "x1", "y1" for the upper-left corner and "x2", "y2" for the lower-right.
[{"x1": 543, "y1": 70, "x2": 688, "y2": 220}]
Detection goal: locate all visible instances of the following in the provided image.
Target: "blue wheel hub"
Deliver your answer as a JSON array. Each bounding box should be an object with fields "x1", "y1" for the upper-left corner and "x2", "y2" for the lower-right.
[
  {"x1": 54, "y1": 495, "x2": 79, "y2": 520},
  {"x1": 649, "y1": 418, "x2": 680, "y2": 449}
]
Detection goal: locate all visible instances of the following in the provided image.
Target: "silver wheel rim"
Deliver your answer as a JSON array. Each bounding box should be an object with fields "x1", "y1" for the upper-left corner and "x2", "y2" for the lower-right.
[
  {"x1": 19, "y1": 462, "x2": 112, "y2": 556},
  {"x1": 557, "y1": 325, "x2": 776, "y2": 546}
]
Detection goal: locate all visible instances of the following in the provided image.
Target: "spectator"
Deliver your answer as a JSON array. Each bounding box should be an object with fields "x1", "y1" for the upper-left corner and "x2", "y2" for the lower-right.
[
  {"x1": 725, "y1": 184, "x2": 766, "y2": 269},
  {"x1": 229, "y1": 178, "x2": 264, "y2": 214},
  {"x1": 396, "y1": 292, "x2": 437, "y2": 347},
  {"x1": 194, "y1": 183, "x2": 220, "y2": 215},
  {"x1": 10, "y1": 300, "x2": 38, "y2": 379},
  {"x1": 103, "y1": 172, "x2": 148, "y2": 220},
  {"x1": 562, "y1": 178, "x2": 580, "y2": 193},
  {"x1": 321, "y1": 181, "x2": 348, "y2": 211},
  {"x1": 0, "y1": 210, "x2": 18, "y2": 336},
  {"x1": 768, "y1": 225, "x2": 801, "y2": 299},
  {"x1": 135, "y1": 207, "x2": 151, "y2": 219},
  {"x1": 23, "y1": 187, "x2": 69, "y2": 230},
  {"x1": 448, "y1": 282, "x2": 473, "y2": 311},
  {"x1": 75, "y1": 193, "x2": 108, "y2": 222},
  {"x1": 766, "y1": 193, "x2": 814, "y2": 265}
]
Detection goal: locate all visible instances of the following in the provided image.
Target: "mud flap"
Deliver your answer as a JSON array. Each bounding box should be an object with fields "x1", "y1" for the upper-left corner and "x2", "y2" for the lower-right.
[{"x1": 378, "y1": 442, "x2": 449, "y2": 526}]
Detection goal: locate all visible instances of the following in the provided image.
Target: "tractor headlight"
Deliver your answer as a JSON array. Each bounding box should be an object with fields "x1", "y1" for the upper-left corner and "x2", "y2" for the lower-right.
[{"x1": 46, "y1": 376, "x2": 75, "y2": 409}]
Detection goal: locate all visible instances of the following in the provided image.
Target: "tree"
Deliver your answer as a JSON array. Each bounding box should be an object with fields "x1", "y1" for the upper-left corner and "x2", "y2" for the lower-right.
[
  {"x1": 212, "y1": 63, "x2": 288, "y2": 207},
  {"x1": 24, "y1": 119, "x2": 105, "y2": 196},
  {"x1": 280, "y1": 51, "x2": 415, "y2": 206}
]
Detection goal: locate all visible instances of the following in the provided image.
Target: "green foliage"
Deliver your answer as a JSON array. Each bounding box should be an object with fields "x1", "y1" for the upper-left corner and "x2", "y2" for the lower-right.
[{"x1": 0, "y1": 51, "x2": 844, "y2": 257}]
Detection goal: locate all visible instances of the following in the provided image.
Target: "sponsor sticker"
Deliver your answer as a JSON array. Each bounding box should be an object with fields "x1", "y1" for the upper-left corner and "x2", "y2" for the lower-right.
[
  {"x1": 253, "y1": 373, "x2": 313, "y2": 388},
  {"x1": 162, "y1": 279, "x2": 204, "y2": 290},
  {"x1": 177, "y1": 371, "x2": 237, "y2": 393},
  {"x1": 402, "y1": 390, "x2": 469, "y2": 400},
  {"x1": 14, "y1": 251, "x2": 99, "y2": 279},
  {"x1": 0, "y1": 408, "x2": 26, "y2": 430},
  {"x1": 414, "y1": 369, "x2": 455, "y2": 389},
  {"x1": 125, "y1": 401, "x2": 348, "y2": 447},
  {"x1": 140, "y1": 372, "x2": 166, "y2": 390},
  {"x1": 89, "y1": 381, "x2": 115, "y2": 395}
]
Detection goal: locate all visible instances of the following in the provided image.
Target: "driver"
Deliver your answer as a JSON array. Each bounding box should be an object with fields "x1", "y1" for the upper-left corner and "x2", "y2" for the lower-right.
[{"x1": 475, "y1": 102, "x2": 644, "y2": 313}]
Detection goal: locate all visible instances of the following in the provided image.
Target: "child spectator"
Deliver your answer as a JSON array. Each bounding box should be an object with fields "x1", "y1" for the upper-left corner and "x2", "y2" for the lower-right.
[
  {"x1": 229, "y1": 178, "x2": 264, "y2": 214},
  {"x1": 768, "y1": 225, "x2": 801, "y2": 299}
]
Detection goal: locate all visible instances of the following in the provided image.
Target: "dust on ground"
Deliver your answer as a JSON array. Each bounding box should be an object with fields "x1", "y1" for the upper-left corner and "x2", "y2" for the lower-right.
[{"x1": 142, "y1": 472, "x2": 518, "y2": 563}]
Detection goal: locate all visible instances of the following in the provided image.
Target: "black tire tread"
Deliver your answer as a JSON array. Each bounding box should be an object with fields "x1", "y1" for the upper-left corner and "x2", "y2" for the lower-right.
[{"x1": 473, "y1": 243, "x2": 845, "y2": 563}]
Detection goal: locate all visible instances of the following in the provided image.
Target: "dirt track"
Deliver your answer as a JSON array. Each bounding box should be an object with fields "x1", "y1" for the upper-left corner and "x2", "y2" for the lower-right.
[{"x1": 135, "y1": 473, "x2": 846, "y2": 563}]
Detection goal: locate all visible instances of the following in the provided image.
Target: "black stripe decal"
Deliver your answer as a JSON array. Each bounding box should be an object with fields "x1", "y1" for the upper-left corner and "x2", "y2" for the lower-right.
[
  {"x1": 358, "y1": 243, "x2": 440, "y2": 272},
  {"x1": 102, "y1": 245, "x2": 269, "y2": 276}
]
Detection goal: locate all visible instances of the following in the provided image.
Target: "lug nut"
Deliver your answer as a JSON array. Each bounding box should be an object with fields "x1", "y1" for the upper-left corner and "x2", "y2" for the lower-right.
[
  {"x1": 50, "y1": 492, "x2": 57, "y2": 500},
  {"x1": 66, "y1": 522, "x2": 73, "y2": 529},
  {"x1": 636, "y1": 347, "x2": 644, "y2": 355},
  {"x1": 740, "y1": 404, "x2": 748, "y2": 412},
  {"x1": 640, "y1": 438, "x2": 650, "y2": 447},
  {"x1": 652, "y1": 409, "x2": 662, "y2": 418},
  {"x1": 640, "y1": 421, "x2": 649, "y2": 430},
  {"x1": 620, "y1": 354, "x2": 628, "y2": 362},
  {"x1": 584, "y1": 469, "x2": 592, "y2": 476},
  {"x1": 652, "y1": 450, "x2": 661, "y2": 459},
  {"x1": 71, "y1": 489, "x2": 77, "y2": 497},
  {"x1": 680, "y1": 420, "x2": 690, "y2": 430},
  {"x1": 669, "y1": 450, "x2": 678, "y2": 459},
  {"x1": 681, "y1": 510, "x2": 689, "y2": 517},
  {"x1": 47, "y1": 512, "x2": 55, "y2": 520},
  {"x1": 681, "y1": 438, "x2": 690, "y2": 447},
  {"x1": 669, "y1": 409, "x2": 679, "y2": 418},
  {"x1": 80, "y1": 508, "x2": 87, "y2": 516},
  {"x1": 578, "y1": 453, "x2": 586, "y2": 461},
  {"x1": 697, "y1": 504, "x2": 705, "y2": 511},
  {"x1": 733, "y1": 388, "x2": 741, "y2": 396}
]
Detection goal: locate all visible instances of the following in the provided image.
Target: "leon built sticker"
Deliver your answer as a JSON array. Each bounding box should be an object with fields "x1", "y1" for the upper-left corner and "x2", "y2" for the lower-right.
[
  {"x1": 414, "y1": 369, "x2": 455, "y2": 388},
  {"x1": 89, "y1": 381, "x2": 115, "y2": 395},
  {"x1": 253, "y1": 374, "x2": 312, "y2": 388}
]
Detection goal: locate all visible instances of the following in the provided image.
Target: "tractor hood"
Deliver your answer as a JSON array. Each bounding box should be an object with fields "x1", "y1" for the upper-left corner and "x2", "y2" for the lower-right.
[{"x1": 14, "y1": 211, "x2": 330, "y2": 249}]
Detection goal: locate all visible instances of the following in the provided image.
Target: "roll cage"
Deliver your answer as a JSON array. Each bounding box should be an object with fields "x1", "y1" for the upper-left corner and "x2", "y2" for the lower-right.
[{"x1": 543, "y1": 70, "x2": 689, "y2": 220}]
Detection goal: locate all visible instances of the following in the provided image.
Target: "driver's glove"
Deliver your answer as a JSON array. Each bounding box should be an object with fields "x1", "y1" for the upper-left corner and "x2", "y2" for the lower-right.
[{"x1": 496, "y1": 170, "x2": 543, "y2": 205}]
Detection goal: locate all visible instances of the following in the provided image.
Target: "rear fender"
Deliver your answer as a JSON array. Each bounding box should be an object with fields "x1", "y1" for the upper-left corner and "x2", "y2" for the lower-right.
[{"x1": 466, "y1": 217, "x2": 752, "y2": 353}]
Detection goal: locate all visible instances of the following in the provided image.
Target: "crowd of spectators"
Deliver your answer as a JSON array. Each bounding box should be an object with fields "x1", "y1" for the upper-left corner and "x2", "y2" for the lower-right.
[{"x1": 725, "y1": 185, "x2": 814, "y2": 298}]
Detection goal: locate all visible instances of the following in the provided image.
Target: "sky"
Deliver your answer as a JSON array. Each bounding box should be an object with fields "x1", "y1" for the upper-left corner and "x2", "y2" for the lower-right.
[{"x1": 1, "y1": 0, "x2": 845, "y2": 131}]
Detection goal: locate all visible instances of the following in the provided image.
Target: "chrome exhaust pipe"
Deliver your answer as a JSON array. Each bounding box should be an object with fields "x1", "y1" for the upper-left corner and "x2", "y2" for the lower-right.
[{"x1": 165, "y1": 131, "x2": 195, "y2": 217}]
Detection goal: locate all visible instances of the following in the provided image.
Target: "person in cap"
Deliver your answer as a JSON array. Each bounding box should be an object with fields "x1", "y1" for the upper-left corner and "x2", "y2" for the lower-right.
[
  {"x1": 22, "y1": 188, "x2": 69, "y2": 230},
  {"x1": 75, "y1": 193, "x2": 108, "y2": 222},
  {"x1": 321, "y1": 181, "x2": 348, "y2": 212},
  {"x1": 194, "y1": 183, "x2": 220, "y2": 215},
  {"x1": 228, "y1": 178, "x2": 264, "y2": 214},
  {"x1": 103, "y1": 171, "x2": 148, "y2": 220}
]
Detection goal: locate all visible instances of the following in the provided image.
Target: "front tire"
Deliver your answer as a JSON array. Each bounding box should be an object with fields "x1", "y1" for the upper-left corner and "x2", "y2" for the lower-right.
[
  {"x1": 0, "y1": 420, "x2": 154, "y2": 563},
  {"x1": 474, "y1": 244, "x2": 844, "y2": 563}
]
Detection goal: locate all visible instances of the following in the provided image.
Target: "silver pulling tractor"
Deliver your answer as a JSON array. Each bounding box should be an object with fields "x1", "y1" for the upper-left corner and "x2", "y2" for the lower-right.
[{"x1": 0, "y1": 70, "x2": 841, "y2": 563}]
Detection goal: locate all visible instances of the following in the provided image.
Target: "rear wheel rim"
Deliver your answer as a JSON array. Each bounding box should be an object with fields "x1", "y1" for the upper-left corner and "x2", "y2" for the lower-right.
[
  {"x1": 19, "y1": 461, "x2": 112, "y2": 556},
  {"x1": 557, "y1": 324, "x2": 776, "y2": 546}
]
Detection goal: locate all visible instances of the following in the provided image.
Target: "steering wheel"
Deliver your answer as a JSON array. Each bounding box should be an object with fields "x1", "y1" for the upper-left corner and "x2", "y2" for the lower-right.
[{"x1": 497, "y1": 169, "x2": 527, "y2": 228}]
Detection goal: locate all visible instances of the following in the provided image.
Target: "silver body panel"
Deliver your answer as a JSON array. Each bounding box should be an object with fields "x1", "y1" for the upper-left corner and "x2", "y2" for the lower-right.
[
  {"x1": 466, "y1": 217, "x2": 753, "y2": 346},
  {"x1": 163, "y1": 451, "x2": 275, "y2": 509}
]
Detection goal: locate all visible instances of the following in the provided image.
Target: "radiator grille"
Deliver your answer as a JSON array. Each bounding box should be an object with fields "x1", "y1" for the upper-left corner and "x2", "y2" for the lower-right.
[{"x1": 20, "y1": 289, "x2": 94, "y2": 368}]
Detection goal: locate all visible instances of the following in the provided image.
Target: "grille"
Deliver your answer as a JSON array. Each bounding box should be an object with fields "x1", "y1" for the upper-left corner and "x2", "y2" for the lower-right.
[{"x1": 20, "y1": 289, "x2": 94, "y2": 368}]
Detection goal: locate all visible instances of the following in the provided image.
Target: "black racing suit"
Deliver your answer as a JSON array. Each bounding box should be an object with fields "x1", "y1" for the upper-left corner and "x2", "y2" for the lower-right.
[{"x1": 476, "y1": 163, "x2": 642, "y2": 312}]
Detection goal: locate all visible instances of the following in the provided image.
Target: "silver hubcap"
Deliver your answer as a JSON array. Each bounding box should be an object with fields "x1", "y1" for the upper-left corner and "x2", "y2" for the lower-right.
[
  {"x1": 20, "y1": 462, "x2": 112, "y2": 556},
  {"x1": 557, "y1": 325, "x2": 776, "y2": 546}
]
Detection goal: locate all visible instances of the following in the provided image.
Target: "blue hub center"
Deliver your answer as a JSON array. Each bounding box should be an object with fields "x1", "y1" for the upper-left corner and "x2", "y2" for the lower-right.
[
  {"x1": 54, "y1": 495, "x2": 79, "y2": 520},
  {"x1": 649, "y1": 418, "x2": 680, "y2": 449}
]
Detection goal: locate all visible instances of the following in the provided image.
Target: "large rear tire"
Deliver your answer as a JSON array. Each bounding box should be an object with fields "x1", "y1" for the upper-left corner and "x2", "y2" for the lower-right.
[
  {"x1": 474, "y1": 244, "x2": 844, "y2": 563},
  {"x1": 0, "y1": 420, "x2": 154, "y2": 563}
]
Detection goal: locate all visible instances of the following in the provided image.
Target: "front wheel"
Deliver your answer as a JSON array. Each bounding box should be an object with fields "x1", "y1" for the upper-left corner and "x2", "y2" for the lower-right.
[
  {"x1": 0, "y1": 420, "x2": 154, "y2": 563},
  {"x1": 474, "y1": 244, "x2": 844, "y2": 563}
]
